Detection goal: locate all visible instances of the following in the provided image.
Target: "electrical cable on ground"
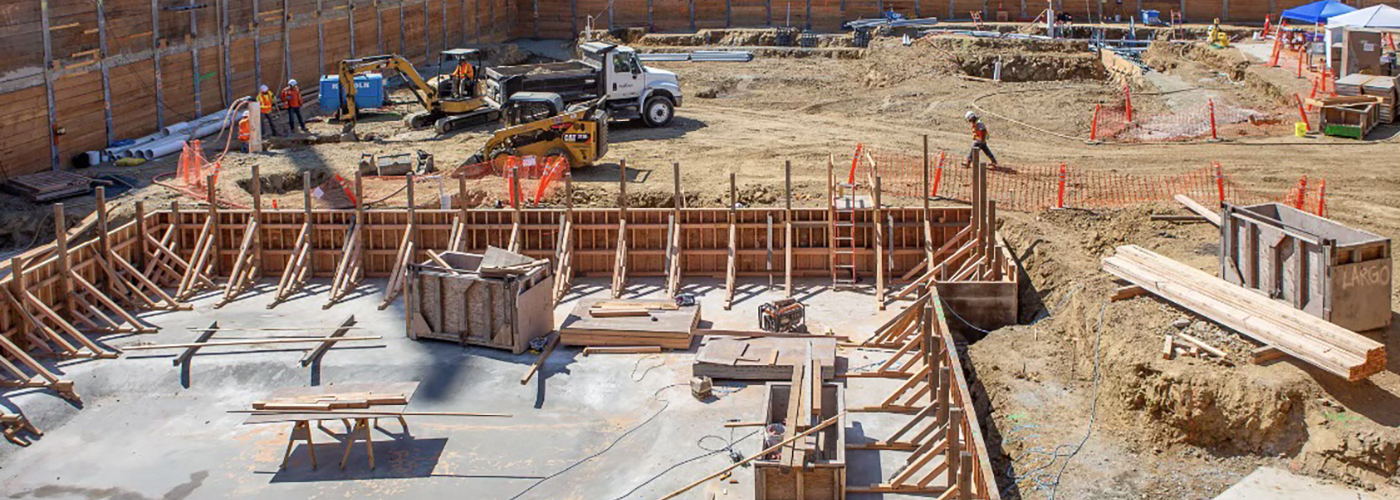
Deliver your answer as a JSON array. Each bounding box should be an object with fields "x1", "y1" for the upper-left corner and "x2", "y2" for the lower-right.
[{"x1": 506, "y1": 383, "x2": 686, "y2": 500}]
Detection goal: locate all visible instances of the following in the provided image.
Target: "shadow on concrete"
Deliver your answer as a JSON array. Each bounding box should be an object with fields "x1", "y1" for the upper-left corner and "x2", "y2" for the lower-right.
[
  {"x1": 534, "y1": 348, "x2": 580, "y2": 409},
  {"x1": 267, "y1": 436, "x2": 448, "y2": 481}
]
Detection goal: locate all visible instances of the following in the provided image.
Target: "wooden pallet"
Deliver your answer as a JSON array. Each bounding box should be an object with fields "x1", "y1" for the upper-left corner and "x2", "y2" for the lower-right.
[{"x1": 6, "y1": 171, "x2": 92, "y2": 202}]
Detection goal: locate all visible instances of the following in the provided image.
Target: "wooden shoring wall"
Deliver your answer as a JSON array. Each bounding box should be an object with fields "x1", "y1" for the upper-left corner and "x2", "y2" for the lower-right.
[
  {"x1": 157, "y1": 206, "x2": 1009, "y2": 278},
  {"x1": 0, "y1": 0, "x2": 514, "y2": 176}
]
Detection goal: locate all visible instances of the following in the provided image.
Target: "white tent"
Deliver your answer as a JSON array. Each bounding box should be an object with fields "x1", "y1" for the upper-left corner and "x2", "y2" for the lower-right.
[{"x1": 1325, "y1": 5, "x2": 1400, "y2": 69}]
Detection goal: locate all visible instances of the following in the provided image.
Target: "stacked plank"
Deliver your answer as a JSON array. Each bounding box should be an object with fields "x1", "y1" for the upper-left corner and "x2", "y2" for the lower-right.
[
  {"x1": 251, "y1": 391, "x2": 409, "y2": 412},
  {"x1": 1103, "y1": 245, "x2": 1386, "y2": 381},
  {"x1": 559, "y1": 298, "x2": 699, "y2": 349},
  {"x1": 1336, "y1": 74, "x2": 1397, "y2": 123}
]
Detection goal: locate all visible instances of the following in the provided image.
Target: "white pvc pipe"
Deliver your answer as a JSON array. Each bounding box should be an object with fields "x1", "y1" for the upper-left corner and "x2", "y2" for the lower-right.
[
  {"x1": 145, "y1": 137, "x2": 188, "y2": 159},
  {"x1": 162, "y1": 121, "x2": 193, "y2": 136}
]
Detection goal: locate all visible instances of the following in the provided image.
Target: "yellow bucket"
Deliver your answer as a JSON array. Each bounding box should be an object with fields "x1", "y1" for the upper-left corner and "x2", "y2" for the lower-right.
[{"x1": 1295, "y1": 122, "x2": 1308, "y2": 137}]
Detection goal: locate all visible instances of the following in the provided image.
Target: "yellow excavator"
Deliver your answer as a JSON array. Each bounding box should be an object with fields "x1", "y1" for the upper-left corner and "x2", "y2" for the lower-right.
[
  {"x1": 465, "y1": 92, "x2": 609, "y2": 169},
  {"x1": 337, "y1": 49, "x2": 500, "y2": 136}
]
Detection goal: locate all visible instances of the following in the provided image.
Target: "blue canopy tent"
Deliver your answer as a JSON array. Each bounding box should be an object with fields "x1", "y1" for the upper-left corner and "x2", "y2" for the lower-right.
[{"x1": 1281, "y1": 0, "x2": 1357, "y2": 24}]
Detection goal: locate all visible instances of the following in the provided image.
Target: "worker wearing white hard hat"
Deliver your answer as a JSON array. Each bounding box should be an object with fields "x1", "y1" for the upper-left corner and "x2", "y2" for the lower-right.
[
  {"x1": 256, "y1": 84, "x2": 280, "y2": 137},
  {"x1": 280, "y1": 79, "x2": 310, "y2": 134}
]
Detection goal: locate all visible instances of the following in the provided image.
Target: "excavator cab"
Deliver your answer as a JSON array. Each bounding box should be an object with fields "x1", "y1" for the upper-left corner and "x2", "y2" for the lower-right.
[{"x1": 434, "y1": 48, "x2": 485, "y2": 100}]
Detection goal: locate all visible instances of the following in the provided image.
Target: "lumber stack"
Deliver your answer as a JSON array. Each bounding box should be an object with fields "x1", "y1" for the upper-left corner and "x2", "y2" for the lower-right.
[
  {"x1": 1336, "y1": 74, "x2": 1397, "y2": 123},
  {"x1": 559, "y1": 298, "x2": 699, "y2": 349},
  {"x1": 1103, "y1": 245, "x2": 1386, "y2": 381},
  {"x1": 251, "y1": 391, "x2": 409, "y2": 412}
]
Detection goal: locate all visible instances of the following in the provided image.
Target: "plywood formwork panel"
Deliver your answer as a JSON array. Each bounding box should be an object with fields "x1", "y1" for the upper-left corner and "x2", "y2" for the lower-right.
[
  {"x1": 692, "y1": 0, "x2": 729, "y2": 28},
  {"x1": 1185, "y1": 0, "x2": 1221, "y2": 22}
]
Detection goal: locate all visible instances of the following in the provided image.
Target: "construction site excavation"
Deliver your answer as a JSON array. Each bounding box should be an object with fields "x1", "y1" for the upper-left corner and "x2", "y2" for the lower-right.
[{"x1": 3, "y1": 1, "x2": 1400, "y2": 499}]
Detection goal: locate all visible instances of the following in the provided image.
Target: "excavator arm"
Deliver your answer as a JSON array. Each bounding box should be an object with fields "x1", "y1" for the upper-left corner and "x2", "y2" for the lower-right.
[{"x1": 337, "y1": 55, "x2": 440, "y2": 122}]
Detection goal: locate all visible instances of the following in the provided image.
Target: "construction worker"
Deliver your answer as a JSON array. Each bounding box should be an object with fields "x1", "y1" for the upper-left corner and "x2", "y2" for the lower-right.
[
  {"x1": 965, "y1": 111, "x2": 999, "y2": 168},
  {"x1": 237, "y1": 112, "x2": 252, "y2": 153},
  {"x1": 451, "y1": 59, "x2": 475, "y2": 98},
  {"x1": 280, "y1": 79, "x2": 310, "y2": 134},
  {"x1": 257, "y1": 85, "x2": 280, "y2": 137}
]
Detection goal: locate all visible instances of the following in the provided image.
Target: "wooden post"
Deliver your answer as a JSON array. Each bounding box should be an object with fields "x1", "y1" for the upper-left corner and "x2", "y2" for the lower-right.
[
  {"x1": 826, "y1": 155, "x2": 835, "y2": 284},
  {"x1": 208, "y1": 175, "x2": 220, "y2": 277},
  {"x1": 250, "y1": 164, "x2": 263, "y2": 279},
  {"x1": 303, "y1": 172, "x2": 314, "y2": 273},
  {"x1": 355, "y1": 172, "x2": 365, "y2": 277},
  {"x1": 946, "y1": 407, "x2": 962, "y2": 489},
  {"x1": 96, "y1": 187, "x2": 112, "y2": 297},
  {"x1": 54, "y1": 204, "x2": 73, "y2": 317},
  {"x1": 935, "y1": 366, "x2": 950, "y2": 425},
  {"x1": 959, "y1": 451, "x2": 974, "y2": 500},
  {"x1": 875, "y1": 175, "x2": 885, "y2": 310},
  {"x1": 407, "y1": 173, "x2": 417, "y2": 264},
  {"x1": 135, "y1": 201, "x2": 149, "y2": 269},
  {"x1": 784, "y1": 160, "x2": 793, "y2": 298}
]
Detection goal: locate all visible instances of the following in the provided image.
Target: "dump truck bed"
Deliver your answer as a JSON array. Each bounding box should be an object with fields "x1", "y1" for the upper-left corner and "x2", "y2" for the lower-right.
[{"x1": 484, "y1": 60, "x2": 602, "y2": 105}]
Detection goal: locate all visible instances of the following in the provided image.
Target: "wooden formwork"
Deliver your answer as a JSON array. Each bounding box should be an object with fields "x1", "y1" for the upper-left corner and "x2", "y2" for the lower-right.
[{"x1": 159, "y1": 206, "x2": 990, "y2": 279}]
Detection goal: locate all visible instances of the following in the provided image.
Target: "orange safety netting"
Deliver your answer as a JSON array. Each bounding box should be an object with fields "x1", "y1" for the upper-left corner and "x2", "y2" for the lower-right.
[
  {"x1": 490, "y1": 155, "x2": 571, "y2": 207},
  {"x1": 1090, "y1": 84, "x2": 1277, "y2": 143},
  {"x1": 848, "y1": 144, "x2": 1327, "y2": 216},
  {"x1": 176, "y1": 140, "x2": 221, "y2": 193}
]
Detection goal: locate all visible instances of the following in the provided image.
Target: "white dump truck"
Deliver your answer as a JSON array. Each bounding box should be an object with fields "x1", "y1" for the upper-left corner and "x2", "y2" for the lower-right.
[{"x1": 483, "y1": 41, "x2": 682, "y2": 127}]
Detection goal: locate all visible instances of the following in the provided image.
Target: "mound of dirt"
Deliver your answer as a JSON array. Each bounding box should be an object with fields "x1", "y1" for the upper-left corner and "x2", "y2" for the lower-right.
[{"x1": 977, "y1": 208, "x2": 1400, "y2": 496}]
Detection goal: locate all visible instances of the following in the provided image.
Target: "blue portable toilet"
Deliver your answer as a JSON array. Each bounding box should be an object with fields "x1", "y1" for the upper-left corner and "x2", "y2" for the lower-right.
[
  {"x1": 1142, "y1": 10, "x2": 1161, "y2": 25},
  {"x1": 319, "y1": 73, "x2": 385, "y2": 111}
]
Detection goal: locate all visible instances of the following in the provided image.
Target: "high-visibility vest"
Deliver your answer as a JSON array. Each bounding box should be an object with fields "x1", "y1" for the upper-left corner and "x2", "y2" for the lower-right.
[
  {"x1": 972, "y1": 122, "x2": 988, "y2": 142},
  {"x1": 258, "y1": 91, "x2": 275, "y2": 113},
  {"x1": 238, "y1": 118, "x2": 250, "y2": 141},
  {"x1": 280, "y1": 87, "x2": 303, "y2": 108}
]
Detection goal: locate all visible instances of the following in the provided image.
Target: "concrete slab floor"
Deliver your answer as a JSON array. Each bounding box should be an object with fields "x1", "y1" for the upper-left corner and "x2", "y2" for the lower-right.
[{"x1": 0, "y1": 276, "x2": 946, "y2": 499}]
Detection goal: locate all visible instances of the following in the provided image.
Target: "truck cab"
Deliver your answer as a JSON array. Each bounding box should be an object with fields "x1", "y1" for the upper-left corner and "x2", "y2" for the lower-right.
[
  {"x1": 483, "y1": 42, "x2": 682, "y2": 127},
  {"x1": 581, "y1": 42, "x2": 683, "y2": 127}
]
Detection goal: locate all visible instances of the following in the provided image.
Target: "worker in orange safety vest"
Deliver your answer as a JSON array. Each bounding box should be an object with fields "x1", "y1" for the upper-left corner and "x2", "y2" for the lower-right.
[
  {"x1": 965, "y1": 111, "x2": 998, "y2": 168},
  {"x1": 237, "y1": 114, "x2": 251, "y2": 152},
  {"x1": 257, "y1": 85, "x2": 280, "y2": 137},
  {"x1": 279, "y1": 79, "x2": 310, "y2": 134}
]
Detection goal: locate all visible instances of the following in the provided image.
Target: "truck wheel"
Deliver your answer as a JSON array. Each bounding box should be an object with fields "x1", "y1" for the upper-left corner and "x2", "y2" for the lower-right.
[{"x1": 643, "y1": 96, "x2": 674, "y2": 127}]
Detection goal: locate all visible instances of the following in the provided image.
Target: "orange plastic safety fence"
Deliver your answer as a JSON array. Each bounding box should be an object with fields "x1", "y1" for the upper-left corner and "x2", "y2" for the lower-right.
[{"x1": 850, "y1": 144, "x2": 1327, "y2": 214}]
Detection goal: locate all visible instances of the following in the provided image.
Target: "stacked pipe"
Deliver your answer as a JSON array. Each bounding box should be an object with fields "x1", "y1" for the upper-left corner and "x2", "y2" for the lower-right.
[{"x1": 90, "y1": 109, "x2": 232, "y2": 163}]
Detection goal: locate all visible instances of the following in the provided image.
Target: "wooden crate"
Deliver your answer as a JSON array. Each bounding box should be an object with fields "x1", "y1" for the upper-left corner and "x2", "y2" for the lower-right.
[
  {"x1": 755, "y1": 382, "x2": 846, "y2": 500},
  {"x1": 1320, "y1": 100, "x2": 1380, "y2": 139},
  {"x1": 405, "y1": 251, "x2": 554, "y2": 354},
  {"x1": 1221, "y1": 203, "x2": 1392, "y2": 332}
]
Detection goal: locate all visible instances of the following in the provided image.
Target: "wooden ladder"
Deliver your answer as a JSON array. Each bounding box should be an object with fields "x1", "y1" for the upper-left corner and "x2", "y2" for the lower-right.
[{"x1": 830, "y1": 182, "x2": 859, "y2": 288}]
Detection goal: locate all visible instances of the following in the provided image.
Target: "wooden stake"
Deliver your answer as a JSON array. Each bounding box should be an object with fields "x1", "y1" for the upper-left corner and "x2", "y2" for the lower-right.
[{"x1": 784, "y1": 160, "x2": 793, "y2": 298}]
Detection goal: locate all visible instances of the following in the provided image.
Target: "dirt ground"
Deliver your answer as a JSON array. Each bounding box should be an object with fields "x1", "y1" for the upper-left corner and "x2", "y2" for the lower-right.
[{"x1": 3, "y1": 29, "x2": 1398, "y2": 499}]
